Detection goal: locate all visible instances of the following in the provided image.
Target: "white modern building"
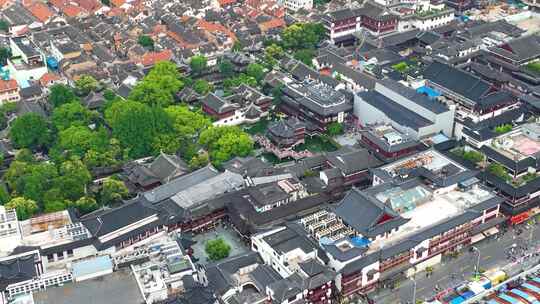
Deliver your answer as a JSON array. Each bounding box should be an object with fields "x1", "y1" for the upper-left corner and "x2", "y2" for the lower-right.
[
  {"x1": 278, "y1": 0, "x2": 313, "y2": 11},
  {"x1": 7, "y1": 37, "x2": 48, "y2": 86},
  {"x1": 354, "y1": 80, "x2": 455, "y2": 139}
]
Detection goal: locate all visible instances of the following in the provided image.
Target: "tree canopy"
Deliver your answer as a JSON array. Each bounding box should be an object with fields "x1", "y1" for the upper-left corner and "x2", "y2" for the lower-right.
[
  {"x1": 281, "y1": 23, "x2": 325, "y2": 50},
  {"x1": 0, "y1": 20, "x2": 9, "y2": 32},
  {"x1": 10, "y1": 113, "x2": 52, "y2": 150},
  {"x1": 105, "y1": 100, "x2": 174, "y2": 158},
  {"x1": 49, "y1": 84, "x2": 79, "y2": 108},
  {"x1": 205, "y1": 238, "x2": 231, "y2": 261},
  {"x1": 327, "y1": 122, "x2": 344, "y2": 136},
  {"x1": 246, "y1": 63, "x2": 266, "y2": 83},
  {"x1": 165, "y1": 105, "x2": 211, "y2": 140},
  {"x1": 0, "y1": 47, "x2": 11, "y2": 65},
  {"x1": 52, "y1": 102, "x2": 98, "y2": 131},
  {"x1": 199, "y1": 126, "x2": 253, "y2": 166},
  {"x1": 75, "y1": 75, "x2": 98, "y2": 95},
  {"x1": 129, "y1": 61, "x2": 183, "y2": 107},
  {"x1": 219, "y1": 59, "x2": 235, "y2": 78},
  {"x1": 56, "y1": 126, "x2": 108, "y2": 160},
  {"x1": 138, "y1": 35, "x2": 154, "y2": 49},
  {"x1": 264, "y1": 44, "x2": 284, "y2": 66},
  {"x1": 294, "y1": 49, "x2": 316, "y2": 66},
  {"x1": 189, "y1": 55, "x2": 208, "y2": 75},
  {"x1": 193, "y1": 79, "x2": 213, "y2": 95},
  {"x1": 98, "y1": 178, "x2": 128, "y2": 205},
  {"x1": 223, "y1": 74, "x2": 257, "y2": 91},
  {"x1": 5, "y1": 197, "x2": 39, "y2": 220}
]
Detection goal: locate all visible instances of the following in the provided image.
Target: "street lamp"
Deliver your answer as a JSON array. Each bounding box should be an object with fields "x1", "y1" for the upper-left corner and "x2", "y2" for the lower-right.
[
  {"x1": 472, "y1": 246, "x2": 481, "y2": 279},
  {"x1": 411, "y1": 277, "x2": 417, "y2": 304}
]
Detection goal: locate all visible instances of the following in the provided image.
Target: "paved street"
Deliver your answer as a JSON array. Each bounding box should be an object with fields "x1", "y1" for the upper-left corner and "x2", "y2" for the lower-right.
[{"x1": 371, "y1": 222, "x2": 540, "y2": 304}]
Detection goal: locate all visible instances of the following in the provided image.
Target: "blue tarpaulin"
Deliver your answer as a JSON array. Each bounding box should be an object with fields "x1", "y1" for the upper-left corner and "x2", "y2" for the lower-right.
[
  {"x1": 449, "y1": 296, "x2": 465, "y2": 304},
  {"x1": 351, "y1": 236, "x2": 371, "y2": 247},
  {"x1": 510, "y1": 289, "x2": 537, "y2": 303},
  {"x1": 47, "y1": 57, "x2": 58, "y2": 70},
  {"x1": 523, "y1": 283, "x2": 540, "y2": 293},
  {"x1": 417, "y1": 86, "x2": 441, "y2": 98},
  {"x1": 461, "y1": 291, "x2": 475, "y2": 299},
  {"x1": 499, "y1": 293, "x2": 521, "y2": 304}
]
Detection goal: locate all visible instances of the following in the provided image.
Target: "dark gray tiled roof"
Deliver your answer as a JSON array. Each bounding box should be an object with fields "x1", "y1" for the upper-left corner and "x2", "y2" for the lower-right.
[
  {"x1": 423, "y1": 61, "x2": 491, "y2": 103},
  {"x1": 333, "y1": 188, "x2": 407, "y2": 238},
  {"x1": 0, "y1": 252, "x2": 38, "y2": 290},
  {"x1": 357, "y1": 91, "x2": 432, "y2": 131},
  {"x1": 327, "y1": 149, "x2": 382, "y2": 175}
]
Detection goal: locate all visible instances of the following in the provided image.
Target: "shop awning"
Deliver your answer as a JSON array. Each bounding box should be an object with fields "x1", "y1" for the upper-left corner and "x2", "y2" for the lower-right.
[
  {"x1": 483, "y1": 227, "x2": 499, "y2": 237},
  {"x1": 471, "y1": 233, "x2": 486, "y2": 244}
]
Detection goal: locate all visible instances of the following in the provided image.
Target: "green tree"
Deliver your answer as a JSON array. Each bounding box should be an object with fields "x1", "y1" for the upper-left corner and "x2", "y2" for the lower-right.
[
  {"x1": 10, "y1": 114, "x2": 52, "y2": 150},
  {"x1": 246, "y1": 63, "x2": 265, "y2": 83},
  {"x1": 75, "y1": 75, "x2": 99, "y2": 96},
  {"x1": 129, "y1": 61, "x2": 183, "y2": 107},
  {"x1": 0, "y1": 47, "x2": 11, "y2": 65},
  {"x1": 264, "y1": 44, "x2": 284, "y2": 66},
  {"x1": 49, "y1": 84, "x2": 79, "y2": 108},
  {"x1": 5, "y1": 197, "x2": 39, "y2": 220},
  {"x1": 189, "y1": 153, "x2": 209, "y2": 170},
  {"x1": 83, "y1": 138, "x2": 122, "y2": 169},
  {"x1": 99, "y1": 178, "x2": 128, "y2": 205},
  {"x1": 281, "y1": 23, "x2": 325, "y2": 50},
  {"x1": 52, "y1": 102, "x2": 98, "y2": 131},
  {"x1": 56, "y1": 158, "x2": 91, "y2": 201},
  {"x1": 205, "y1": 238, "x2": 231, "y2": 261},
  {"x1": 0, "y1": 183, "x2": 9, "y2": 205},
  {"x1": 44, "y1": 199, "x2": 68, "y2": 213},
  {"x1": 73, "y1": 196, "x2": 98, "y2": 214},
  {"x1": 488, "y1": 163, "x2": 511, "y2": 181},
  {"x1": 103, "y1": 89, "x2": 117, "y2": 101},
  {"x1": 271, "y1": 84, "x2": 284, "y2": 105},
  {"x1": 165, "y1": 105, "x2": 211, "y2": 139},
  {"x1": 14, "y1": 149, "x2": 34, "y2": 163},
  {"x1": 294, "y1": 49, "x2": 316, "y2": 66},
  {"x1": 189, "y1": 55, "x2": 208, "y2": 75},
  {"x1": 105, "y1": 100, "x2": 173, "y2": 158},
  {"x1": 18, "y1": 163, "x2": 58, "y2": 203},
  {"x1": 57, "y1": 126, "x2": 108, "y2": 159},
  {"x1": 129, "y1": 80, "x2": 174, "y2": 107},
  {"x1": 219, "y1": 59, "x2": 235, "y2": 78},
  {"x1": 138, "y1": 35, "x2": 154, "y2": 49},
  {"x1": 151, "y1": 133, "x2": 181, "y2": 155},
  {"x1": 0, "y1": 20, "x2": 9, "y2": 32},
  {"x1": 193, "y1": 79, "x2": 213, "y2": 95},
  {"x1": 223, "y1": 74, "x2": 257, "y2": 90},
  {"x1": 327, "y1": 122, "x2": 344, "y2": 136},
  {"x1": 199, "y1": 126, "x2": 253, "y2": 166}
]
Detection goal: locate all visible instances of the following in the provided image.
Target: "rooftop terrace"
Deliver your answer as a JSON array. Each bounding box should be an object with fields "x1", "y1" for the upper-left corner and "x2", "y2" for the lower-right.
[
  {"x1": 379, "y1": 149, "x2": 466, "y2": 178},
  {"x1": 367, "y1": 184, "x2": 494, "y2": 253},
  {"x1": 490, "y1": 123, "x2": 540, "y2": 161}
]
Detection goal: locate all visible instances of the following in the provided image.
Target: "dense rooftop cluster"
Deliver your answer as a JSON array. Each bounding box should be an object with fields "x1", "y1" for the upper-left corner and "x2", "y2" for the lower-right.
[{"x1": 0, "y1": 0, "x2": 539, "y2": 304}]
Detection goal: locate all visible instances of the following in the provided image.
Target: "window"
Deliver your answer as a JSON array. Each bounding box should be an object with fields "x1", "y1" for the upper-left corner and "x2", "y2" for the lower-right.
[
  {"x1": 67, "y1": 249, "x2": 73, "y2": 257},
  {"x1": 57, "y1": 253, "x2": 64, "y2": 260},
  {"x1": 47, "y1": 254, "x2": 54, "y2": 262}
]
